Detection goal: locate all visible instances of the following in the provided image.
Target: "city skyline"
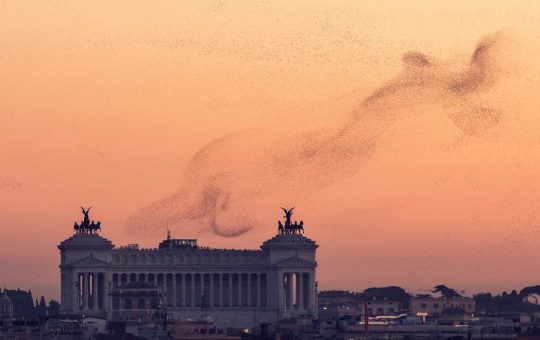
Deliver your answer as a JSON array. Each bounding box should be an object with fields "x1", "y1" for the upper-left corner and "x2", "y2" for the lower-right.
[{"x1": 2, "y1": 0, "x2": 540, "y2": 303}]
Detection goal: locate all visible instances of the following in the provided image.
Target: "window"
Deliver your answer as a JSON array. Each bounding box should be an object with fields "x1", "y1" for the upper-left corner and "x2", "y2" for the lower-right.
[
  {"x1": 137, "y1": 299, "x2": 145, "y2": 309},
  {"x1": 112, "y1": 297, "x2": 120, "y2": 309},
  {"x1": 433, "y1": 303, "x2": 439, "y2": 308},
  {"x1": 125, "y1": 299, "x2": 132, "y2": 309},
  {"x1": 420, "y1": 303, "x2": 427, "y2": 308}
]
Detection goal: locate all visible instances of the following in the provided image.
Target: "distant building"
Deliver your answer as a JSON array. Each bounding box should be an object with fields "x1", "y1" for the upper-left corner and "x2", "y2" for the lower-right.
[
  {"x1": 2, "y1": 289, "x2": 37, "y2": 318},
  {"x1": 0, "y1": 289, "x2": 14, "y2": 319},
  {"x1": 58, "y1": 209, "x2": 319, "y2": 328},
  {"x1": 110, "y1": 282, "x2": 161, "y2": 322},
  {"x1": 410, "y1": 296, "x2": 475, "y2": 316},
  {"x1": 318, "y1": 291, "x2": 358, "y2": 318},
  {"x1": 364, "y1": 297, "x2": 403, "y2": 316},
  {"x1": 167, "y1": 319, "x2": 242, "y2": 339}
]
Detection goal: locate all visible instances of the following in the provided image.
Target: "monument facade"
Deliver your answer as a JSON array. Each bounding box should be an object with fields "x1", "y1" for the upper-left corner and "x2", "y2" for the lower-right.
[{"x1": 58, "y1": 208, "x2": 318, "y2": 328}]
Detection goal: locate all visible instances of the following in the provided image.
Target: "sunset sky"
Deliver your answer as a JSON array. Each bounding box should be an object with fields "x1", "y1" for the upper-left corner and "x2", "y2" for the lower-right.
[{"x1": 1, "y1": 0, "x2": 540, "y2": 301}]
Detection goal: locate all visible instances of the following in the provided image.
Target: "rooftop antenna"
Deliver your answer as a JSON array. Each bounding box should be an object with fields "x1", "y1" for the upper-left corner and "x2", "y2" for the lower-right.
[{"x1": 166, "y1": 217, "x2": 171, "y2": 240}]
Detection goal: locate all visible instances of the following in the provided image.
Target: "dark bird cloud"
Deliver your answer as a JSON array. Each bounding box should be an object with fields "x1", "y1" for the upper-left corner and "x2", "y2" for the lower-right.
[{"x1": 125, "y1": 31, "x2": 525, "y2": 237}]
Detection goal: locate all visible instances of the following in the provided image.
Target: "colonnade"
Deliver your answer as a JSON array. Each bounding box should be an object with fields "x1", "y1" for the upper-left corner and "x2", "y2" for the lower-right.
[
  {"x1": 282, "y1": 272, "x2": 314, "y2": 311},
  {"x1": 73, "y1": 270, "x2": 316, "y2": 313},
  {"x1": 75, "y1": 272, "x2": 107, "y2": 312},
  {"x1": 112, "y1": 272, "x2": 268, "y2": 308}
]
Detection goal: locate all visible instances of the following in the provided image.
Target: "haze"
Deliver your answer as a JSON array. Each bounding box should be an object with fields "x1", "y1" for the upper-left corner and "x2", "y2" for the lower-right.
[{"x1": 1, "y1": 0, "x2": 540, "y2": 301}]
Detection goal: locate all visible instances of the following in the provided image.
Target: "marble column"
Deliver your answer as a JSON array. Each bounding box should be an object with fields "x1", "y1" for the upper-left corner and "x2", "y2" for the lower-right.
[
  {"x1": 181, "y1": 274, "x2": 186, "y2": 307},
  {"x1": 281, "y1": 273, "x2": 286, "y2": 310},
  {"x1": 103, "y1": 272, "x2": 110, "y2": 315},
  {"x1": 219, "y1": 274, "x2": 223, "y2": 307},
  {"x1": 191, "y1": 274, "x2": 195, "y2": 307},
  {"x1": 82, "y1": 273, "x2": 89, "y2": 311},
  {"x1": 162, "y1": 274, "x2": 168, "y2": 300},
  {"x1": 308, "y1": 272, "x2": 316, "y2": 312},
  {"x1": 92, "y1": 273, "x2": 98, "y2": 310},
  {"x1": 286, "y1": 273, "x2": 293, "y2": 310},
  {"x1": 172, "y1": 274, "x2": 177, "y2": 307},
  {"x1": 256, "y1": 274, "x2": 261, "y2": 307},
  {"x1": 209, "y1": 274, "x2": 214, "y2": 307},
  {"x1": 74, "y1": 272, "x2": 81, "y2": 311},
  {"x1": 237, "y1": 273, "x2": 242, "y2": 307},
  {"x1": 247, "y1": 274, "x2": 252, "y2": 307},
  {"x1": 228, "y1": 274, "x2": 233, "y2": 307},
  {"x1": 200, "y1": 274, "x2": 205, "y2": 306},
  {"x1": 278, "y1": 273, "x2": 284, "y2": 312},
  {"x1": 297, "y1": 272, "x2": 304, "y2": 310}
]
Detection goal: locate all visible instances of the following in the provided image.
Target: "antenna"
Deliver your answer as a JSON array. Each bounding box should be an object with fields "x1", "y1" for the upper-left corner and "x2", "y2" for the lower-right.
[{"x1": 166, "y1": 217, "x2": 171, "y2": 240}]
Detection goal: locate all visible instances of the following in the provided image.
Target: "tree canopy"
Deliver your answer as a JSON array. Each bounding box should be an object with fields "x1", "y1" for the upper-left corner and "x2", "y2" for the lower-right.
[{"x1": 433, "y1": 285, "x2": 462, "y2": 299}]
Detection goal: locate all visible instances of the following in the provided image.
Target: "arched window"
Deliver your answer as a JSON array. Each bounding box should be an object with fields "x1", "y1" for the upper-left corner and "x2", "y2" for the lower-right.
[{"x1": 137, "y1": 298, "x2": 145, "y2": 309}]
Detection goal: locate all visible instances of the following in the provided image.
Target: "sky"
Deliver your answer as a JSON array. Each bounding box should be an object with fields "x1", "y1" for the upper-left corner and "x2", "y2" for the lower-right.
[{"x1": 1, "y1": 0, "x2": 540, "y2": 301}]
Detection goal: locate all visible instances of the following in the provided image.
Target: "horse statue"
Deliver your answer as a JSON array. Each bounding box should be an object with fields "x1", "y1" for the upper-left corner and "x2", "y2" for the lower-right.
[
  {"x1": 74, "y1": 207, "x2": 101, "y2": 234},
  {"x1": 277, "y1": 208, "x2": 304, "y2": 235}
]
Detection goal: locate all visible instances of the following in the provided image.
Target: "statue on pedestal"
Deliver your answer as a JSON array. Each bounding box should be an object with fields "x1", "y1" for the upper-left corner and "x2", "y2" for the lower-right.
[
  {"x1": 73, "y1": 207, "x2": 102, "y2": 234},
  {"x1": 277, "y1": 207, "x2": 304, "y2": 235}
]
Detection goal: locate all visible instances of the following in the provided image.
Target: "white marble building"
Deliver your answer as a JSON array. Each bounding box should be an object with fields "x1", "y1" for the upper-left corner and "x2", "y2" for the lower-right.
[{"x1": 58, "y1": 222, "x2": 318, "y2": 328}]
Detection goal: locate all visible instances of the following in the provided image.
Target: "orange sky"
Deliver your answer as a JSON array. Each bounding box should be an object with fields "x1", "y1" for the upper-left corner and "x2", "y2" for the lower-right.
[{"x1": 1, "y1": 0, "x2": 540, "y2": 301}]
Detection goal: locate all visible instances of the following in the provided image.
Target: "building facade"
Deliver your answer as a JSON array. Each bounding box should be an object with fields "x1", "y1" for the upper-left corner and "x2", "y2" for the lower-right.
[
  {"x1": 364, "y1": 298, "x2": 402, "y2": 316},
  {"x1": 58, "y1": 216, "x2": 318, "y2": 328},
  {"x1": 410, "y1": 296, "x2": 475, "y2": 316}
]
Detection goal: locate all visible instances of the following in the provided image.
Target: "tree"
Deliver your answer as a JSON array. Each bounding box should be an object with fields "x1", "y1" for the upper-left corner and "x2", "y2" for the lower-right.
[
  {"x1": 362, "y1": 286, "x2": 412, "y2": 310},
  {"x1": 48, "y1": 300, "x2": 60, "y2": 317},
  {"x1": 433, "y1": 285, "x2": 462, "y2": 299},
  {"x1": 36, "y1": 296, "x2": 47, "y2": 319}
]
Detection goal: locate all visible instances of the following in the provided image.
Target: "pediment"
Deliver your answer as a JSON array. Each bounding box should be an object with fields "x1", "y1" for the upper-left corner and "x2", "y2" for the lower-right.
[
  {"x1": 275, "y1": 256, "x2": 316, "y2": 268},
  {"x1": 70, "y1": 254, "x2": 110, "y2": 267}
]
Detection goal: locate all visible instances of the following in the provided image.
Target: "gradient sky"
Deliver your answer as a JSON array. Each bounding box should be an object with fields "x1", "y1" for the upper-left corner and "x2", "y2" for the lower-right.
[{"x1": 1, "y1": 0, "x2": 540, "y2": 301}]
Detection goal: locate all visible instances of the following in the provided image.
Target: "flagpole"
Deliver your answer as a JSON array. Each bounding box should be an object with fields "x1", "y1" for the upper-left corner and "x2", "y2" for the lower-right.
[{"x1": 364, "y1": 299, "x2": 369, "y2": 337}]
